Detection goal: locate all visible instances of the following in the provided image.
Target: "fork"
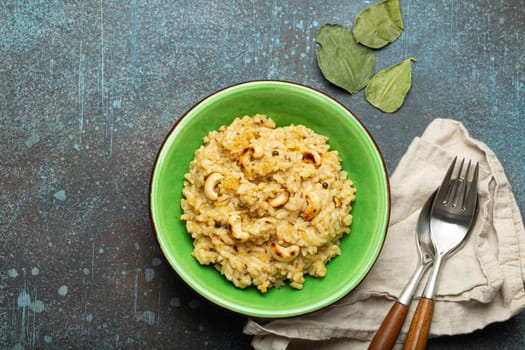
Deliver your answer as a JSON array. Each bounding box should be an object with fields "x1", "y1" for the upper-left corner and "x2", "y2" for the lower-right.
[{"x1": 403, "y1": 157, "x2": 479, "y2": 350}]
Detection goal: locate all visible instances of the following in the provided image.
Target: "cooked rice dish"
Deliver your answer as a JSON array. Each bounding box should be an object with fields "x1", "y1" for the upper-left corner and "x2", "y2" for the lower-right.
[{"x1": 180, "y1": 114, "x2": 355, "y2": 293}]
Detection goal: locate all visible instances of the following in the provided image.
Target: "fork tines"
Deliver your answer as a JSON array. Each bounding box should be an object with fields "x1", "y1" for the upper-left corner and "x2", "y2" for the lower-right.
[{"x1": 437, "y1": 156, "x2": 479, "y2": 210}]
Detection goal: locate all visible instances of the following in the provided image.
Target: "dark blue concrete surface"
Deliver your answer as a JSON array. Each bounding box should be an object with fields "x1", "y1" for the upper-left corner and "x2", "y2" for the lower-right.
[{"x1": 1, "y1": 1, "x2": 523, "y2": 349}]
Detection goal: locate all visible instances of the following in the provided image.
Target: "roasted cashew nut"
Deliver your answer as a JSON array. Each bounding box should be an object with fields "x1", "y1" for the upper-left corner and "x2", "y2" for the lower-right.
[
  {"x1": 228, "y1": 214, "x2": 249, "y2": 242},
  {"x1": 239, "y1": 144, "x2": 263, "y2": 168},
  {"x1": 204, "y1": 173, "x2": 223, "y2": 200},
  {"x1": 303, "y1": 192, "x2": 320, "y2": 221},
  {"x1": 302, "y1": 150, "x2": 321, "y2": 167},
  {"x1": 267, "y1": 189, "x2": 290, "y2": 208},
  {"x1": 269, "y1": 242, "x2": 300, "y2": 262}
]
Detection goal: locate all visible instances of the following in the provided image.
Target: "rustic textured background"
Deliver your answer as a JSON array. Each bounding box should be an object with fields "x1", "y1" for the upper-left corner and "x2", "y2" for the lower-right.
[{"x1": 1, "y1": 1, "x2": 523, "y2": 349}]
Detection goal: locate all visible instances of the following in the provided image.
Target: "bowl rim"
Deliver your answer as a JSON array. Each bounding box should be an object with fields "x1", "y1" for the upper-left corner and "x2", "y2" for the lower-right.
[{"x1": 149, "y1": 79, "x2": 391, "y2": 318}]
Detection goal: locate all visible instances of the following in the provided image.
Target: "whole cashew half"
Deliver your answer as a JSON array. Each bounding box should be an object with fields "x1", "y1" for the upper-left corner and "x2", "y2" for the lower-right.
[
  {"x1": 267, "y1": 189, "x2": 290, "y2": 208},
  {"x1": 228, "y1": 214, "x2": 249, "y2": 242},
  {"x1": 239, "y1": 144, "x2": 263, "y2": 168},
  {"x1": 204, "y1": 173, "x2": 223, "y2": 200},
  {"x1": 269, "y1": 242, "x2": 300, "y2": 262},
  {"x1": 303, "y1": 192, "x2": 320, "y2": 221},
  {"x1": 302, "y1": 150, "x2": 321, "y2": 167}
]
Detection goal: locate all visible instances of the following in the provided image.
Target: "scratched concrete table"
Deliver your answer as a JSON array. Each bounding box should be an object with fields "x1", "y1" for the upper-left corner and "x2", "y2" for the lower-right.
[{"x1": 1, "y1": 1, "x2": 523, "y2": 349}]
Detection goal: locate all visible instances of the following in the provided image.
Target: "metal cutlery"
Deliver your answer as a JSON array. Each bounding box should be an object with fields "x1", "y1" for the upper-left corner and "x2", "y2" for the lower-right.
[
  {"x1": 368, "y1": 191, "x2": 436, "y2": 350},
  {"x1": 403, "y1": 157, "x2": 479, "y2": 350}
]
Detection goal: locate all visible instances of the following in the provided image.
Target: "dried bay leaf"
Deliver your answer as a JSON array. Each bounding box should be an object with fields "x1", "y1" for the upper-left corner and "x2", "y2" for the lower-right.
[
  {"x1": 316, "y1": 24, "x2": 375, "y2": 94},
  {"x1": 365, "y1": 57, "x2": 415, "y2": 113},
  {"x1": 353, "y1": 0, "x2": 404, "y2": 49}
]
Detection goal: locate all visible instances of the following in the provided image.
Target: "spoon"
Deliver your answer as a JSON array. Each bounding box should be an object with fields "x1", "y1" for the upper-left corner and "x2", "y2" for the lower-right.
[{"x1": 368, "y1": 191, "x2": 436, "y2": 350}]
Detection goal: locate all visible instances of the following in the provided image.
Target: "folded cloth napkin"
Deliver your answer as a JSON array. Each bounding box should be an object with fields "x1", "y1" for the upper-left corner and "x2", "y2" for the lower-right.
[{"x1": 244, "y1": 118, "x2": 525, "y2": 349}]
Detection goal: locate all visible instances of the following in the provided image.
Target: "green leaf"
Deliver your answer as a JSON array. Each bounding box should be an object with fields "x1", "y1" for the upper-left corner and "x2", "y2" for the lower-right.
[
  {"x1": 353, "y1": 0, "x2": 404, "y2": 49},
  {"x1": 365, "y1": 57, "x2": 415, "y2": 113},
  {"x1": 316, "y1": 24, "x2": 375, "y2": 94}
]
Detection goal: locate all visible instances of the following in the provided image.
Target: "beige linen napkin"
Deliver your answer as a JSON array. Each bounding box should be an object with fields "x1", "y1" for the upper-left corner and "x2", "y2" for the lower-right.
[{"x1": 244, "y1": 118, "x2": 525, "y2": 349}]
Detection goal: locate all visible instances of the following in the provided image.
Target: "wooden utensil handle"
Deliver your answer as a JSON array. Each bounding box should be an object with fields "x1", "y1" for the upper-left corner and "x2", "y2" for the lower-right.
[
  {"x1": 368, "y1": 302, "x2": 409, "y2": 350},
  {"x1": 402, "y1": 298, "x2": 435, "y2": 350}
]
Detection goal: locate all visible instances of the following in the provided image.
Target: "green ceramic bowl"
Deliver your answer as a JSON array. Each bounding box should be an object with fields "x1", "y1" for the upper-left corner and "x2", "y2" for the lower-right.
[{"x1": 150, "y1": 81, "x2": 390, "y2": 318}]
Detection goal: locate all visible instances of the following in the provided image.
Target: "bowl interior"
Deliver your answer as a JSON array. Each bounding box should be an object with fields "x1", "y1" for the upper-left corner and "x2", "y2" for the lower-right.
[{"x1": 150, "y1": 81, "x2": 390, "y2": 318}]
